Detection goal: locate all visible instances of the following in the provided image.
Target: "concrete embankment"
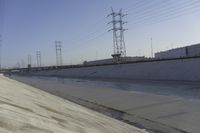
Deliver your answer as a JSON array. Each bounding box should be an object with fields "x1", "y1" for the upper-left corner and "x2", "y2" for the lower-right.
[
  {"x1": 0, "y1": 75, "x2": 147, "y2": 133},
  {"x1": 26, "y1": 57, "x2": 200, "y2": 82}
]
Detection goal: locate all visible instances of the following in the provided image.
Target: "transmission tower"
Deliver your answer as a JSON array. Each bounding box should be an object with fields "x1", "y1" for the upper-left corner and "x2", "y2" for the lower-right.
[
  {"x1": 107, "y1": 8, "x2": 127, "y2": 62},
  {"x1": 36, "y1": 51, "x2": 41, "y2": 67},
  {"x1": 55, "y1": 41, "x2": 63, "y2": 66},
  {"x1": 28, "y1": 55, "x2": 32, "y2": 67}
]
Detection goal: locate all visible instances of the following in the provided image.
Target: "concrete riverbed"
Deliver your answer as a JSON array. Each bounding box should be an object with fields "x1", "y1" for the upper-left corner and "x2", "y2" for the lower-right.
[
  {"x1": 0, "y1": 75, "x2": 147, "y2": 133},
  {"x1": 10, "y1": 75, "x2": 200, "y2": 133}
]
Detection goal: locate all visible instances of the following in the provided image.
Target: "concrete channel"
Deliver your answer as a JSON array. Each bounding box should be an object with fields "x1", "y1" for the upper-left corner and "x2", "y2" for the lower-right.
[
  {"x1": 10, "y1": 75, "x2": 200, "y2": 133},
  {"x1": 0, "y1": 75, "x2": 147, "y2": 133}
]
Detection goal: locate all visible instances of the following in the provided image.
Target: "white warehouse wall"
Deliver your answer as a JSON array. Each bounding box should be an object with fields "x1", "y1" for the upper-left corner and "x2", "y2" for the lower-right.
[
  {"x1": 155, "y1": 47, "x2": 186, "y2": 59},
  {"x1": 155, "y1": 43, "x2": 200, "y2": 59},
  {"x1": 188, "y1": 44, "x2": 200, "y2": 57}
]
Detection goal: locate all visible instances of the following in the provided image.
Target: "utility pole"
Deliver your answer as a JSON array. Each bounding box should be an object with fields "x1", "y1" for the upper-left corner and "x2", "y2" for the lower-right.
[
  {"x1": 36, "y1": 51, "x2": 41, "y2": 67},
  {"x1": 55, "y1": 41, "x2": 63, "y2": 66},
  {"x1": 107, "y1": 8, "x2": 127, "y2": 62},
  {"x1": 151, "y1": 38, "x2": 154, "y2": 58}
]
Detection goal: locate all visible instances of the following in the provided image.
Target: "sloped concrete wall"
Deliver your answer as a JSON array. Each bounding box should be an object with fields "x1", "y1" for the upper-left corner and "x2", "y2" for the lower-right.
[
  {"x1": 29, "y1": 58, "x2": 200, "y2": 81},
  {"x1": 0, "y1": 76, "x2": 146, "y2": 133}
]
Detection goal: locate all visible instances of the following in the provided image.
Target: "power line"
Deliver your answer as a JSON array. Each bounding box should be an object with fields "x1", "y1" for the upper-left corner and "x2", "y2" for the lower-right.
[
  {"x1": 67, "y1": 26, "x2": 107, "y2": 47},
  {"x1": 63, "y1": 1, "x2": 147, "y2": 49},
  {"x1": 65, "y1": 16, "x2": 108, "y2": 47},
  {"x1": 125, "y1": 1, "x2": 199, "y2": 28},
  {"x1": 132, "y1": 3, "x2": 200, "y2": 27},
  {"x1": 126, "y1": 0, "x2": 160, "y2": 13},
  {"x1": 129, "y1": 0, "x2": 200, "y2": 26},
  {"x1": 68, "y1": 30, "x2": 108, "y2": 52},
  {"x1": 128, "y1": 0, "x2": 189, "y2": 19},
  {"x1": 69, "y1": 0, "x2": 200, "y2": 54}
]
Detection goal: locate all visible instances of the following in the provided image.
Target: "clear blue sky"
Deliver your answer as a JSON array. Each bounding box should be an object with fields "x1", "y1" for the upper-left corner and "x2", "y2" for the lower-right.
[{"x1": 1, "y1": 0, "x2": 200, "y2": 68}]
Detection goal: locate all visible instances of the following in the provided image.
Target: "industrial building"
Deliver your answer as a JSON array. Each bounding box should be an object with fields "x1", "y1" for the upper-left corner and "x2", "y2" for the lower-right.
[{"x1": 155, "y1": 43, "x2": 200, "y2": 59}]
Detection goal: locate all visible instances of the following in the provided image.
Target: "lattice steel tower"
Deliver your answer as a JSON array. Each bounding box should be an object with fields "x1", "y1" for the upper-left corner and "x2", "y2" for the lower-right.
[
  {"x1": 36, "y1": 51, "x2": 41, "y2": 67},
  {"x1": 28, "y1": 55, "x2": 32, "y2": 66},
  {"x1": 107, "y1": 8, "x2": 127, "y2": 61},
  {"x1": 55, "y1": 41, "x2": 63, "y2": 66}
]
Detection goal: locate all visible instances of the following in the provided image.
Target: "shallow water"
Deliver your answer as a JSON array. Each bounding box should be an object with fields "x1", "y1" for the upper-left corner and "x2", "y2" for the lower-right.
[{"x1": 25, "y1": 76, "x2": 200, "y2": 100}]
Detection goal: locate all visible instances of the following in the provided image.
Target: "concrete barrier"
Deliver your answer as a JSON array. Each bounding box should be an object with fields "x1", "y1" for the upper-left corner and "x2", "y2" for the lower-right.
[{"x1": 27, "y1": 57, "x2": 200, "y2": 81}]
